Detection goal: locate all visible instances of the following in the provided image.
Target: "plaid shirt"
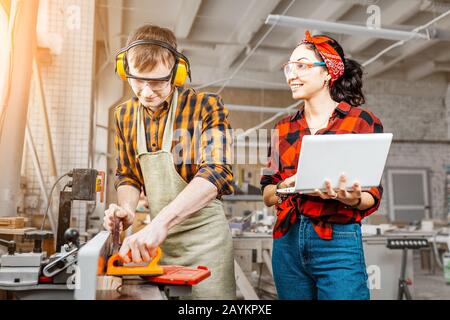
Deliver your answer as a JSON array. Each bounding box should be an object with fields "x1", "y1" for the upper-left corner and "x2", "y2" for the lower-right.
[
  {"x1": 114, "y1": 87, "x2": 234, "y2": 197},
  {"x1": 260, "y1": 102, "x2": 384, "y2": 239}
]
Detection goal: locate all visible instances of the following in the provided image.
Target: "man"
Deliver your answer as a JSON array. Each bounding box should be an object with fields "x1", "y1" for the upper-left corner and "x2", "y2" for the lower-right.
[{"x1": 103, "y1": 24, "x2": 235, "y2": 299}]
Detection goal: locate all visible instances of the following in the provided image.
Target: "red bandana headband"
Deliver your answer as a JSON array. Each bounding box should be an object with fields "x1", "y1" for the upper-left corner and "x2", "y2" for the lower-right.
[{"x1": 299, "y1": 30, "x2": 345, "y2": 87}]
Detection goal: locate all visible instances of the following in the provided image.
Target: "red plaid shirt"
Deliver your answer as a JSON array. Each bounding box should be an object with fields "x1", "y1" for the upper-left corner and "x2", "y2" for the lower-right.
[{"x1": 260, "y1": 102, "x2": 384, "y2": 240}]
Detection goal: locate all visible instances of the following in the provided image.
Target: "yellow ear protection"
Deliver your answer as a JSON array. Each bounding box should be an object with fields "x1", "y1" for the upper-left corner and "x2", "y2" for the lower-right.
[{"x1": 115, "y1": 39, "x2": 191, "y2": 87}]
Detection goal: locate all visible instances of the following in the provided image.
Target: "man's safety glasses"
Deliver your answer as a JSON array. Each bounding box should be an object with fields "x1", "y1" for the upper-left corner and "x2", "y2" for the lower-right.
[
  {"x1": 126, "y1": 73, "x2": 172, "y2": 91},
  {"x1": 282, "y1": 61, "x2": 326, "y2": 78}
]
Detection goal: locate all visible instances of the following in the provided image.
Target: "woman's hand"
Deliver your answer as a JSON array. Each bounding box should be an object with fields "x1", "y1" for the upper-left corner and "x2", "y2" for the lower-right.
[
  {"x1": 280, "y1": 175, "x2": 296, "y2": 188},
  {"x1": 310, "y1": 174, "x2": 361, "y2": 207}
]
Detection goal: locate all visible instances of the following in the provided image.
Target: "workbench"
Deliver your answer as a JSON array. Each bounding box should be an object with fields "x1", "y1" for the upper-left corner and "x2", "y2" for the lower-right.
[
  {"x1": 233, "y1": 233, "x2": 274, "y2": 300},
  {"x1": 232, "y1": 229, "x2": 439, "y2": 300},
  {"x1": 0, "y1": 281, "x2": 171, "y2": 300},
  {"x1": 0, "y1": 231, "x2": 193, "y2": 300}
]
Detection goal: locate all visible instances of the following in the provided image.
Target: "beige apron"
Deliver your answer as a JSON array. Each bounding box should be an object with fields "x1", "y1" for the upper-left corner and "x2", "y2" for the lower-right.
[{"x1": 136, "y1": 90, "x2": 236, "y2": 299}]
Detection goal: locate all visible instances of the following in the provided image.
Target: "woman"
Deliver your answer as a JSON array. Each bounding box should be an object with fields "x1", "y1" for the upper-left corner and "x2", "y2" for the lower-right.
[{"x1": 260, "y1": 31, "x2": 384, "y2": 300}]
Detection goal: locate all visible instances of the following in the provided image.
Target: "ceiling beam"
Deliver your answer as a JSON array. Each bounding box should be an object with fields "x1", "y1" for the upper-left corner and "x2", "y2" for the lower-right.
[
  {"x1": 344, "y1": 0, "x2": 422, "y2": 53},
  {"x1": 365, "y1": 39, "x2": 439, "y2": 78},
  {"x1": 219, "y1": 0, "x2": 283, "y2": 69},
  {"x1": 266, "y1": 15, "x2": 429, "y2": 41},
  {"x1": 191, "y1": 65, "x2": 288, "y2": 90},
  {"x1": 106, "y1": 0, "x2": 125, "y2": 53},
  {"x1": 174, "y1": 0, "x2": 202, "y2": 39},
  {"x1": 364, "y1": 8, "x2": 450, "y2": 79},
  {"x1": 407, "y1": 61, "x2": 450, "y2": 81},
  {"x1": 282, "y1": 0, "x2": 354, "y2": 47},
  {"x1": 266, "y1": 0, "x2": 353, "y2": 71},
  {"x1": 178, "y1": 39, "x2": 293, "y2": 56},
  {"x1": 227, "y1": 104, "x2": 288, "y2": 113},
  {"x1": 420, "y1": 0, "x2": 450, "y2": 14}
]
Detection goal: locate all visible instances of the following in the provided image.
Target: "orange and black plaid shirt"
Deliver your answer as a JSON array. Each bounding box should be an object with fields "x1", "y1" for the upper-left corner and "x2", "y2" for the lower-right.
[
  {"x1": 114, "y1": 87, "x2": 234, "y2": 197},
  {"x1": 260, "y1": 101, "x2": 384, "y2": 239}
]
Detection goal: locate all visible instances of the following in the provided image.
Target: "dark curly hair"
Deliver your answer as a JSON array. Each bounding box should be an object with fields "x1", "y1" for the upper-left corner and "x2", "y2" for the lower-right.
[{"x1": 303, "y1": 36, "x2": 365, "y2": 107}]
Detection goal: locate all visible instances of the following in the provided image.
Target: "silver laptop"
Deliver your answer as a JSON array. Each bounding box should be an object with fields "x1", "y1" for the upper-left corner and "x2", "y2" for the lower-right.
[{"x1": 277, "y1": 133, "x2": 393, "y2": 194}]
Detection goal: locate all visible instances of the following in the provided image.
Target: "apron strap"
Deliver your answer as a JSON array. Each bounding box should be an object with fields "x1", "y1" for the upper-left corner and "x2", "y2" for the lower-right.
[
  {"x1": 136, "y1": 89, "x2": 179, "y2": 155},
  {"x1": 136, "y1": 104, "x2": 148, "y2": 155},
  {"x1": 161, "y1": 88, "x2": 178, "y2": 153}
]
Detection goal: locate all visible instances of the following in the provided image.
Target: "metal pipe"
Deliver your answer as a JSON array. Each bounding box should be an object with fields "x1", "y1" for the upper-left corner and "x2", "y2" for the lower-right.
[
  {"x1": 0, "y1": 0, "x2": 40, "y2": 217},
  {"x1": 32, "y1": 57, "x2": 61, "y2": 229},
  {"x1": 25, "y1": 124, "x2": 57, "y2": 234},
  {"x1": 236, "y1": 101, "x2": 302, "y2": 139},
  {"x1": 33, "y1": 58, "x2": 58, "y2": 179},
  {"x1": 227, "y1": 104, "x2": 291, "y2": 114},
  {"x1": 265, "y1": 15, "x2": 430, "y2": 41}
]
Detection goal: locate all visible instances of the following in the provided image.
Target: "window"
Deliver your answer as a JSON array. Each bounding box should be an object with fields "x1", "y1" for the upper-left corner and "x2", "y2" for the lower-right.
[{"x1": 387, "y1": 168, "x2": 431, "y2": 223}]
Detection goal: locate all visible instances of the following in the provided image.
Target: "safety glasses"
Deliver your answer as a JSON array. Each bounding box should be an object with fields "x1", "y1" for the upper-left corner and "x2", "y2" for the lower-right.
[
  {"x1": 126, "y1": 72, "x2": 172, "y2": 91},
  {"x1": 282, "y1": 61, "x2": 326, "y2": 78}
]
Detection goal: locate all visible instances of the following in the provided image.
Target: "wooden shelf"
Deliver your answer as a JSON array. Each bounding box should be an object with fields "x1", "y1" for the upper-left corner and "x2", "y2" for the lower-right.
[{"x1": 0, "y1": 227, "x2": 36, "y2": 235}]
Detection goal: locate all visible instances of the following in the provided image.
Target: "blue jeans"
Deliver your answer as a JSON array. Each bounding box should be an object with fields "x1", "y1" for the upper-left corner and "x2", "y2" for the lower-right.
[{"x1": 272, "y1": 215, "x2": 369, "y2": 300}]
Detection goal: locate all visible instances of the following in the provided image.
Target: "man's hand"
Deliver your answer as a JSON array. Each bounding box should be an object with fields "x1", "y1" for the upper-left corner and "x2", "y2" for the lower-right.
[
  {"x1": 103, "y1": 203, "x2": 135, "y2": 233},
  {"x1": 118, "y1": 217, "x2": 169, "y2": 264},
  {"x1": 115, "y1": 177, "x2": 218, "y2": 263}
]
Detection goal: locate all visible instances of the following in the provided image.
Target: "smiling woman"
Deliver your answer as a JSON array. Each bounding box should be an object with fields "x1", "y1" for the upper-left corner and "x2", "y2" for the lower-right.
[{"x1": 261, "y1": 30, "x2": 384, "y2": 300}]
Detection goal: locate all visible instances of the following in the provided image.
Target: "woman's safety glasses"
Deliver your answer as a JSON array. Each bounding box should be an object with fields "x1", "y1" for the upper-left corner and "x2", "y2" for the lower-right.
[{"x1": 282, "y1": 61, "x2": 326, "y2": 78}]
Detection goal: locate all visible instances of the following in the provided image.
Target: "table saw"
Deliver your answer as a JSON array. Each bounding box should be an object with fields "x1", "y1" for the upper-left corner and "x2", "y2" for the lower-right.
[{"x1": 0, "y1": 230, "x2": 208, "y2": 300}]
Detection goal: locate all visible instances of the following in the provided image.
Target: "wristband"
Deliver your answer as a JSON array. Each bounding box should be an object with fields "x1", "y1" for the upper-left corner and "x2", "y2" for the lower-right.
[
  {"x1": 276, "y1": 181, "x2": 286, "y2": 204},
  {"x1": 276, "y1": 181, "x2": 284, "y2": 190}
]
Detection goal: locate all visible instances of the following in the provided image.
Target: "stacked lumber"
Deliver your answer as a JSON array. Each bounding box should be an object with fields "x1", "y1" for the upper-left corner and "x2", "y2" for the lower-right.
[{"x1": 0, "y1": 217, "x2": 25, "y2": 229}]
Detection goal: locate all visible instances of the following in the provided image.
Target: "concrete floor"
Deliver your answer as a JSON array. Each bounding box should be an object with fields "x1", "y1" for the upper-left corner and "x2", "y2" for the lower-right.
[{"x1": 413, "y1": 253, "x2": 450, "y2": 300}]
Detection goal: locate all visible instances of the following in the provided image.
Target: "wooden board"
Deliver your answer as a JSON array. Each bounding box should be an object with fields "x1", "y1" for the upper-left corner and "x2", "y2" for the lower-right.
[
  {"x1": 0, "y1": 227, "x2": 35, "y2": 235},
  {"x1": 0, "y1": 217, "x2": 25, "y2": 229}
]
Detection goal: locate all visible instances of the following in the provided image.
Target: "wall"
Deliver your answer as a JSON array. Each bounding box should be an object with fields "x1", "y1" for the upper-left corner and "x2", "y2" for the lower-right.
[
  {"x1": 92, "y1": 0, "x2": 125, "y2": 229},
  {"x1": 24, "y1": 0, "x2": 95, "y2": 232},
  {"x1": 365, "y1": 74, "x2": 450, "y2": 219}
]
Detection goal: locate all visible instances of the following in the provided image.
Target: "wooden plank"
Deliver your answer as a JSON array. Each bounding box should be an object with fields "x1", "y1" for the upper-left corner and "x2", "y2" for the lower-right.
[
  {"x1": 0, "y1": 227, "x2": 35, "y2": 235},
  {"x1": 96, "y1": 279, "x2": 164, "y2": 300},
  {"x1": 0, "y1": 217, "x2": 25, "y2": 229},
  {"x1": 96, "y1": 276, "x2": 122, "y2": 291},
  {"x1": 234, "y1": 259, "x2": 259, "y2": 300}
]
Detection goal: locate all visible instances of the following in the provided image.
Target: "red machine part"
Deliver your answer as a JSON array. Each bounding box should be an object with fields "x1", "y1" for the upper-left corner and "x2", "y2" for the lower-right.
[{"x1": 143, "y1": 265, "x2": 211, "y2": 286}]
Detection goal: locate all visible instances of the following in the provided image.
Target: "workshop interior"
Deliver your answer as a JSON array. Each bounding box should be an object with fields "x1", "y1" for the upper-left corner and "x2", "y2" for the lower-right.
[{"x1": 0, "y1": 0, "x2": 450, "y2": 300}]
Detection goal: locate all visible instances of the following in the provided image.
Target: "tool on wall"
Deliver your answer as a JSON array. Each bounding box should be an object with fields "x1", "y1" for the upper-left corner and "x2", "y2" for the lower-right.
[
  {"x1": 41, "y1": 168, "x2": 105, "y2": 251},
  {"x1": 0, "y1": 168, "x2": 105, "y2": 292}
]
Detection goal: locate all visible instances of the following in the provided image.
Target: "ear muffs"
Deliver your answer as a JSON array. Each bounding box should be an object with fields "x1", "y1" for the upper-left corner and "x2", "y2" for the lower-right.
[
  {"x1": 172, "y1": 58, "x2": 188, "y2": 87},
  {"x1": 115, "y1": 40, "x2": 191, "y2": 87},
  {"x1": 115, "y1": 52, "x2": 127, "y2": 81}
]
